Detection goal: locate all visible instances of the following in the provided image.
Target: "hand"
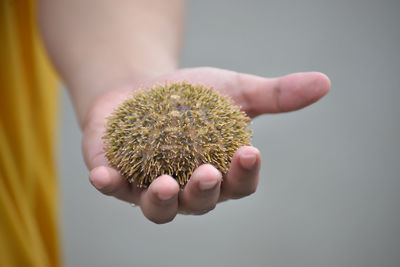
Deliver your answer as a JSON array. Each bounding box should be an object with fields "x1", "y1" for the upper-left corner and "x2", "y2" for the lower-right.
[{"x1": 82, "y1": 67, "x2": 330, "y2": 224}]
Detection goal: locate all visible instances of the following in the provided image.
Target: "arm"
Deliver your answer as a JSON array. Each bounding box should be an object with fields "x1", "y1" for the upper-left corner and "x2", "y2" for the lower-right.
[
  {"x1": 38, "y1": 0, "x2": 330, "y2": 224},
  {"x1": 38, "y1": 0, "x2": 184, "y2": 127}
]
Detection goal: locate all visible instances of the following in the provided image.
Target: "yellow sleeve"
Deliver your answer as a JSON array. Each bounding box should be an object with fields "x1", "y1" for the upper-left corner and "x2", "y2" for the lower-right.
[{"x1": 0, "y1": 1, "x2": 61, "y2": 266}]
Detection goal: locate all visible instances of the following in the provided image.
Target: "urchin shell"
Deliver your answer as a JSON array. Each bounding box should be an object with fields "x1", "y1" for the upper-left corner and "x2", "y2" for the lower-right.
[{"x1": 103, "y1": 82, "x2": 252, "y2": 188}]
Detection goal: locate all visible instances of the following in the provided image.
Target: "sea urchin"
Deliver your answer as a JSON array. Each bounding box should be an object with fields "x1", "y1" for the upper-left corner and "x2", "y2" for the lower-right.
[{"x1": 103, "y1": 82, "x2": 252, "y2": 188}]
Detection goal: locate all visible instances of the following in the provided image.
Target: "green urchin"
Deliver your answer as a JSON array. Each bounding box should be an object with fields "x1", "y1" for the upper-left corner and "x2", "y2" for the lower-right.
[{"x1": 103, "y1": 82, "x2": 252, "y2": 188}]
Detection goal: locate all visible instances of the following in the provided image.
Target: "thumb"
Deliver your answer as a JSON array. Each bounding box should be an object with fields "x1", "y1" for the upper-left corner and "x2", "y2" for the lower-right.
[{"x1": 235, "y1": 71, "x2": 331, "y2": 117}]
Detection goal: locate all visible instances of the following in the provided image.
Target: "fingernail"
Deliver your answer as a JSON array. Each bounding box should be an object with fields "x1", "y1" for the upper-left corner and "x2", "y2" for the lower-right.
[
  {"x1": 90, "y1": 179, "x2": 103, "y2": 190},
  {"x1": 89, "y1": 167, "x2": 109, "y2": 190},
  {"x1": 157, "y1": 192, "x2": 175, "y2": 201},
  {"x1": 240, "y1": 153, "x2": 257, "y2": 170},
  {"x1": 199, "y1": 179, "x2": 219, "y2": 191}
]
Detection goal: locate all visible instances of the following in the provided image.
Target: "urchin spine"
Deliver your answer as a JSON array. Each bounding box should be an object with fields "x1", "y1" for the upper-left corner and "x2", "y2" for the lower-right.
[{"x1": 103, "y1": 82, "x2": 252, "y2": 188}]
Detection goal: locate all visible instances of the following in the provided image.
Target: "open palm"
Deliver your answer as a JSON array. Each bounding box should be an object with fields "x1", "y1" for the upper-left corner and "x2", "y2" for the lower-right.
[{"x1": 81, "y1": 67, "x2": 330, "y2": 224}]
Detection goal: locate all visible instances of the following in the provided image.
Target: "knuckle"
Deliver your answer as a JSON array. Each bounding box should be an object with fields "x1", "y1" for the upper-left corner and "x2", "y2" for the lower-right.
[
  {"x1": 143, "y1": 206, "x2": 177, "y2": 224},
  {"x1": 193, "y1": 203, "x2": 217, "y2": 215},
  {"x1": 99, "y1": 186, "x2": 118, "y2": 196},
  {"x1": 179, "y1": 203, "x2": 217, "y2": 215},
  {"x1": 247, "y1": 185, "x2": 257, "y2": 196},
  {"x1": 148, "y1": 214, "x2": 175, "y2": 224},
  {"x1": 230, "y1": 186, "x2": 257, "y2": 199}
]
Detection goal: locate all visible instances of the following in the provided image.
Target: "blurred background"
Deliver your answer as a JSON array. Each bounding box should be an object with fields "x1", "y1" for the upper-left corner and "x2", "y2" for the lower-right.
[{"x1": 59, "y1": 0, "x2": 400, "y2": 266}]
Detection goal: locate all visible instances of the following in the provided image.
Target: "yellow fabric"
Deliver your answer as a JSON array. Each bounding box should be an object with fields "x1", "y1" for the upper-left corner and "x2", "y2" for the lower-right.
[{"x1": 0, "y1": 1, "x2": 61, "y2": 266}]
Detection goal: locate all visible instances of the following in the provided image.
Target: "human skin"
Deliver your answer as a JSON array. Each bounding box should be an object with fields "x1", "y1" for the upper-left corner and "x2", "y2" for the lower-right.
[{"x1": 38, "y1": 0, "x2": 330, "y2": 223}]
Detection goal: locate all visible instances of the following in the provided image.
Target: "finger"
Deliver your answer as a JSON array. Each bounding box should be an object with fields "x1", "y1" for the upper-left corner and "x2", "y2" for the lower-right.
[
  {"x1": 89, "y1": 166, "x2": 141, "y2": 204},
  {"x1": 82, "y1": 89, "x2": 131, "y2": 170},
  {"x1": 178, "y1": 164, "x2": 222, "y2": 215},
  {"x1": 159, "y1": 68, "x2": 330, "y2": 117},
  {"x1": 236, "y1": 71, "x2": 331, "y2": 117},
  {"x1": 83, "y1": 91, "x2": 146, "y2": 204},
  {"x1": 140, "y1": 175, "x2": 180, "y2": 224},
  {"x1": 220, "y1": 146, "x2": 261, "y2": 200}
]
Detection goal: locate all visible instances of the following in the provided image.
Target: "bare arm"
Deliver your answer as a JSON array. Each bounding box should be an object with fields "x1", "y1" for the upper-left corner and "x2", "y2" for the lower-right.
[
  {"x1": 38, "y1": 0, "x2": 330, "y2": 224},
  {"x1": 38, "y1": 0, "x2": 184, "y2": 127}
]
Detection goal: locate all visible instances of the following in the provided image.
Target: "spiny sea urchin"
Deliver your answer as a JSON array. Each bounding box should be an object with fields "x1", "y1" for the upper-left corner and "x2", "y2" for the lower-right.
[{"x1": 103, "y1": 82, "x2": 252, "y2": 188}]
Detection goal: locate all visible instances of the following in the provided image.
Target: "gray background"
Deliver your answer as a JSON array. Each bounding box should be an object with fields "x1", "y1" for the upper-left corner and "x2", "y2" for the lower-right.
[{"x1": 59, "y1": 0, "x2": 400, "y2": 266}]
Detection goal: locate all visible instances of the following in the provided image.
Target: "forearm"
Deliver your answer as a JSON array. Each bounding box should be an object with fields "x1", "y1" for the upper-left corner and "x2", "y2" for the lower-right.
[{"x1": 38, "y1": 0, "x2": 184, "y2": 127}]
